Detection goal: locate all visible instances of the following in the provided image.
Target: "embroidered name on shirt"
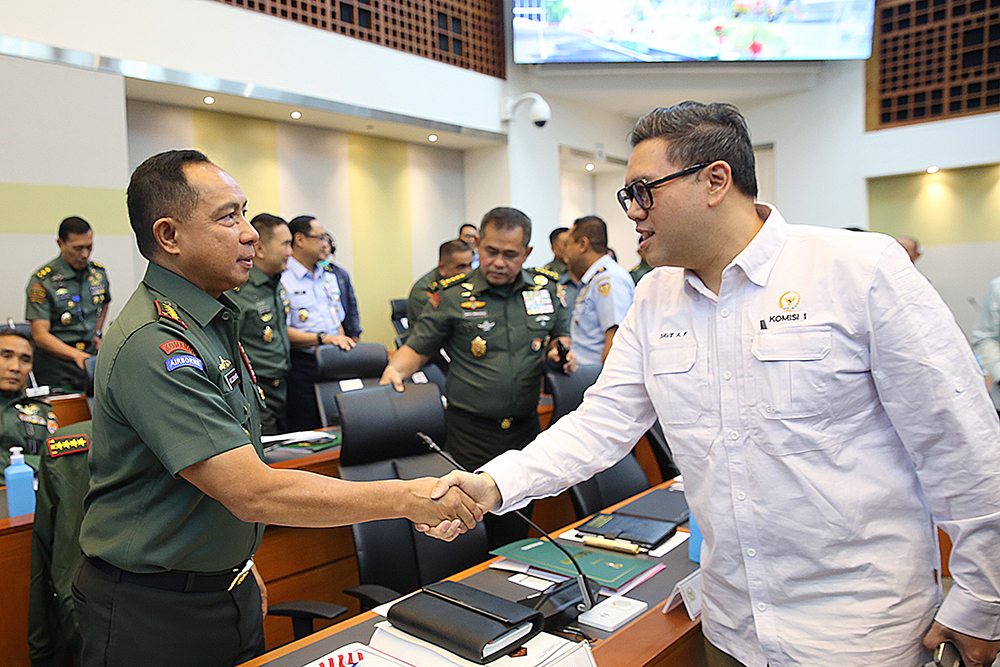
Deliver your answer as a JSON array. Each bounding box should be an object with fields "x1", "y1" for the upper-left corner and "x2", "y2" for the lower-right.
[{"x1": 659, "y1": 331, "x2": 689, "y2": 339}]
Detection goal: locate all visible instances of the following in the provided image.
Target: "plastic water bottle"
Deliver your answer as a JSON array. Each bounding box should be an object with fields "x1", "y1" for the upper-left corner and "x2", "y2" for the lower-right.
[
  {"x1": 687, "y1": 513, "x2": 702, "y2": 563},
  {"x1": 5, "y1": 447, "x2": 35, "y2": 517}
]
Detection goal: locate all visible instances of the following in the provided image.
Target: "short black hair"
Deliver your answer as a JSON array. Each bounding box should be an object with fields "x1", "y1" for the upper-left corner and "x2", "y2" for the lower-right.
[
  {"x1": 288, "y1": 215, "x2": 316, "y2": 244},
  {"x1": 0, "y1": 328, "x2": 34, "y2": 352},
  {"x1": 127, "y1": 150, "x2": 212, "y2": 260},
  {"x1": 480, "y1": 207, "x2": 531, "y2": 248},
  {"x1": 630, "y1": 102, "x2": 758, "y2": 199},
  {"x1": 459, "y1": 223, "x2": 478, "y2": 236},
  {"x1": 439, "y1": 239, "x2": 472, "y2": 263},
  {"x1": 570, "y1": 216, "x2": 608, "y2": 255},
  {"x1": 58, "y1": 216, "x2": 91, "y2": 241},
  {"x1": 250, "y1": 213, "x2": 288, "y2": 243},
  {"x1": 549, "y1": 227, "x2": 569, "y2": 246}
]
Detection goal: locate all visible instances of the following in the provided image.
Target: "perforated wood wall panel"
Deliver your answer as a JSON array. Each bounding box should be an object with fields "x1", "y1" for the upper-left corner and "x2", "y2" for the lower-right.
[
  {"x1": 213, "y1": 0, "x2": 505, "y2": 78},
  {"x1": 869, "y1": 0, "x2": 1000, "y2": 129}
]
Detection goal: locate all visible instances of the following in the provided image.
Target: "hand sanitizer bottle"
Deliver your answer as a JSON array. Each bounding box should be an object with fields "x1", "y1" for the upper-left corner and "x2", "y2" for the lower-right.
[{"x1": 5, "y1": 447, "x2": 35, "y2": 517}]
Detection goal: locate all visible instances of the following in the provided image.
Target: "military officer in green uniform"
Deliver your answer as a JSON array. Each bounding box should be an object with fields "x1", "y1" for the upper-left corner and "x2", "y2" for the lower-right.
[
  {"x1": 383, "y1": 207, "x2": 578, "y2": 547},
  {"x1": 629, "y1": 244, "x2": 654, "y2": 284},
  {"x1": 0, "y1": 329, "x2": 58, "y2": 470},
  {"x1": 226, "y1": 213, "x2": 293, "y2": 435},
  {"x1": 406, "y1": 238, "x2": 474, "y2": 326},
  {"x1": 73, "y1": 150, "x2": 480, "y2": 667},
  {"x1": 25, "y1": 217, "x2": 111, "y2": 393},
  {"x1": 542, "y1": 226, "x2": 569, "y2": 276}
]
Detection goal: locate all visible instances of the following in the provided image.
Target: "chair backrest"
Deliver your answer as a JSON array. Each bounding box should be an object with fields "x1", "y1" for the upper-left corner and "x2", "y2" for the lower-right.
[
  {"x1": 545, "y1": 364, "x2": 602, "y2": 424},
  {"x1": 314, "y1": 343, "x2": 389, "y2": 427},
  {"x1": 411, "y1": 363, "x2": 447, "y2": 395},
  {"x1": 390, "y1": 299, "x2": 409, "y2": 336},
  {"x1": 644, "y1": 420, "x2": 681, "y2": 481},
  {"x1": 339, "y1": 451, "x2": 489, "y2": 595},
  {"x1": 336, "y1": 383, "x2": 447, "y2": 467},
  {"x1": 84, "y1": 355, "x2": 97, "y2": 397},
  {"x1": 568, "y1": 452, "x2": 650, "y2": 519}
]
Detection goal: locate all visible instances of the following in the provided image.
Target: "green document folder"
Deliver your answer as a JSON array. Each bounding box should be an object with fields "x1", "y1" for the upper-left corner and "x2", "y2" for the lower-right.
[{"x1": 490, "y1": 538, "x2": 657, "y2": 588}]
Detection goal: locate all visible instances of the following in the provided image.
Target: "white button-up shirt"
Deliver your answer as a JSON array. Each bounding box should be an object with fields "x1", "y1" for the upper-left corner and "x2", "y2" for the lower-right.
[
  {"x1": 281, "y1": 256, "x2": 343, "y2": 350},
  {"x1": 570, "y1": 253, "x2": 635, "y2": 366},
  {"x1": 481, "y1": 206, "x2": 1000, "y2": 667}
]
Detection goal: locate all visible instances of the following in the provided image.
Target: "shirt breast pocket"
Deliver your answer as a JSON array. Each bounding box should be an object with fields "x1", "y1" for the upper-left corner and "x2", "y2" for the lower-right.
[
  {"x1": 649, "y1": 338, "x2": 709, "y2": 427},
  {"x1": 751, "y1": 326, "x2": 831, "y2": 420}
]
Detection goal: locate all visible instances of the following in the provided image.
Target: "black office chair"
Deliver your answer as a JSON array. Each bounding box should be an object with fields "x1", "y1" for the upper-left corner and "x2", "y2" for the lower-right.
[
  {"x1": 336, "y1": 384, "x2": 489, "y2": 610},
  {"x1": 545, "y1": 364, "x2": 603, "y2": 425},
  {"x1": 314, "y1": 342, "x2": 389, "y2": 427},
  {"x1": 644, "y1": 420, "x2": 681, "y2": 481},
  {"x1": 268, "y1": 601, "x2": 348, "y2": 641},
  {"x1": 411, "y1": 362, "x2": 447, "y2": 395},
  {"x1": 390, "y1": 299, "x2": 409, "y2": 337},
  {"x1": 83, "y1": 355, "x2": 97, "y2": 397}
]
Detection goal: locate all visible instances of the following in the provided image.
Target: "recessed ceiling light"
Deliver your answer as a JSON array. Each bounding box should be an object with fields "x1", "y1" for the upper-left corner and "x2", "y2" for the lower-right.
[
  {"x1": 585, "y1": 163, "x2": 596, "y2": 172},
  {"x1": 203, "y1": 96, "x2": 215, "y2": 105},
  {"x1": 290, "y1": 111, "x2": 302, "y2": 120},
  {"x1": 428, "y1": 134, "x2": 439, "y2": 143},
  {"x1": 926, "y1": 165, "x2": 940, "y2": 174}
]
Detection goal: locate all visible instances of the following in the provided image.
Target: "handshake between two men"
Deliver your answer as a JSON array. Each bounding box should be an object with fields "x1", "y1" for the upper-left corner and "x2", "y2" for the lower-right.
[{"x1": 412, "y1": 471, "x2": 502, "y2": 541}]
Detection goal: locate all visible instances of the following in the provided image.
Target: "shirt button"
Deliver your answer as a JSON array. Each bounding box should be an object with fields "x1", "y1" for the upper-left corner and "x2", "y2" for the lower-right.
[
  {"x1": 757, "y1": 603, "x2": 766, "y2": 612},
  {"x1": 720, "y1": 308, "x2": 730, "y2": 317},
  {"x1": 728, "y1": 430, "x2": 739, "y2": 440},
  {"x1": 765, "y1": 405, "x2": 775, "y2": 413},
  {"x1": 737, "y1": 492, "x2": 746, "y2": 501},
  {"x1": 954, "y1": 383, "x2": 964, "y2": 393},
  {"x1": 723, "y1": 371, "x2": 732, "y2": 381},
  {"x1": 747, "y1": 548, "x2": 756, "y2": 557}
]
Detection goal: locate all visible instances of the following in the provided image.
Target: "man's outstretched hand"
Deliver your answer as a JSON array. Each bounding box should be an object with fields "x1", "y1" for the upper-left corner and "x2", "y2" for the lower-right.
[
  {"x1": 416, "y1": 471, "x2": 501, "y2": 541},
  {"x1": 924, "y1": 621, "x2": 1000, "y2": 667}
]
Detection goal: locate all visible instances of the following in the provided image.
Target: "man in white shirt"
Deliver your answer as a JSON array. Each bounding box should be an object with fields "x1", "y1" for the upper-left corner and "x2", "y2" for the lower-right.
[
  {"x1": 282, "y1": 216, "x2": 354, "y2": 429},
  {"x1": 563, "y1": 215, "x2": 635, "y2": 365},
  {"x1": 973, "y1": 276, "x2": 1000, "y2": 412},
  {"x1": 425, "y1": 102, "x2": 1000, "y2": 667}
]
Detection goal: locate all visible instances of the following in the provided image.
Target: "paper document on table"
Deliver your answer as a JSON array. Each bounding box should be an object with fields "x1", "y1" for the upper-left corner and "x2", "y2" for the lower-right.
[
  {"x1": 261, "y1": 430, "x2": 334, "y2": 444},
  {"x1": 370, "y1": 622, "x2": 595, "y2": 667},
  {"x1": 301, "y1": 642, "x2": 410, "y2": 667}
]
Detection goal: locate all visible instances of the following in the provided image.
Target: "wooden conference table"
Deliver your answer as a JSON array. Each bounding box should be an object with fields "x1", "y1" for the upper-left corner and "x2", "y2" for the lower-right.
[{"x1": 239, "y1": 481, "x2": 708, "y2": 667}]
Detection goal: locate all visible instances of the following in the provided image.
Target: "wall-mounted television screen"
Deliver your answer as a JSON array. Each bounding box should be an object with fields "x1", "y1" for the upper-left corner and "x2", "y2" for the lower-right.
[{"x1": 512, "y1": 0, "x2": 875, "y2": 63}]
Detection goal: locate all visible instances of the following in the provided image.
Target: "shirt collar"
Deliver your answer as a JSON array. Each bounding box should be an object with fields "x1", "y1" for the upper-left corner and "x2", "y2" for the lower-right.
[
  {"x1": 731, "y1": 203, "x2": 786, "y2": 288},
  {"x1": 468, "y1": 267, "x2": 531, "y2": 295},
  {"x1": 50, "y1": 254, "x2": 83, "y2": 278},
  {"x1": 580, "y1": 253, "x2": 614, "y2": 285},
  {"x1": 142, "y1": 262, "x2": 231, "y2": 328},
  {"x1": 247, "y1": 265, "x2": 277, "y2": 287},
  {"x1": 286, "y1": 256, "x2": 318, "y2": 280}
]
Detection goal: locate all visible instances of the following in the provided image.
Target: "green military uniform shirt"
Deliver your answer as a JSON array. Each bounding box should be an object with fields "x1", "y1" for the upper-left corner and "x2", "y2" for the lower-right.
[
  {"x1": 0, "y1": 391, "x2": 57, "y2": 470},
  {"x1": 24, "y1": 255, "x2": 110, "y2": 391},
  {"x1": 407, "y1": 267, "x2": 444, "y2": 326},
  {"x1": 79, "y1": 262, "x2": 265, "y2": 574},
  {"x1": 406, "y1": 266, "x2": 569, "y2": 420},
  {"x1": 226, "y1": 266, "x2": 291, "y2": 381},
  {"x1": 543, "y1": 258, "x2": 567, "y2": 276},
  {"x1": 29, "y1": 421, "x2": 91, "y2": 667},
  {"x1": 629, "y1": 258, "x2": 653, "y2": 284}
]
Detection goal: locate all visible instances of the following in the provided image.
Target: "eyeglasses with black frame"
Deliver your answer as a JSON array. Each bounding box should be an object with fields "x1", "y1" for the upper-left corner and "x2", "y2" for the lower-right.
[{"x1": 617, "y1": 162, "x2": 714, "y2": 213}]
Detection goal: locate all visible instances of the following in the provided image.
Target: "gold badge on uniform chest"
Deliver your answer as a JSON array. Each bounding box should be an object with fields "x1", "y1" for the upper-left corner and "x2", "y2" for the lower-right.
[
  {"x1": 60, "y1": 312, "x2": 72, "y2": 325},
  {"x1": 263, "y1": 326, "x2": 273, "y2": 343},
  {"x1": 298, "y1": 308, "x2": 309, "y2": 322},
  {"x1": 471, "y1": 336, "x2": 487, "y2": 358}
]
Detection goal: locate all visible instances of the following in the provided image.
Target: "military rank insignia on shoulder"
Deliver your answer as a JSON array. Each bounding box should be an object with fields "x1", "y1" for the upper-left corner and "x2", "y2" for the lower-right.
[
  {"x1": 534, "y1": 267, "x2": 559, "y2": 280},
  {"x1": 92, "y1": 261, "x2": 106, "y2": 270},
  {"x1": 438, "y1": 273, "x2": 468, "y2": 289},
  {"x1": 46, "y1": 434, "x2": 90, "y2": 457},
  {"x1": 35, "y1": 266, "x2": 53, "y2": 279},
  {"x1": 155, "y1": 300, "x2": 188, "y2": 329}
]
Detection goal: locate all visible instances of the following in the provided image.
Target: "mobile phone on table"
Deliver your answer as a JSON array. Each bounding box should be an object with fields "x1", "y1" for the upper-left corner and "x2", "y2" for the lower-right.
[{"x1": 934, "y1": 641, "x2": 964, "y2": 667}]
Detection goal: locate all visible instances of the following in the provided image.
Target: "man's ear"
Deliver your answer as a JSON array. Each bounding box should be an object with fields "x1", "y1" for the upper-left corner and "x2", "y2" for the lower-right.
[
  {"x1": 151, "y1": 217, "x2": 182, "y2": 256},
  {"x1": 705, "y1": 161, "x2": 733, "y2": 207}
]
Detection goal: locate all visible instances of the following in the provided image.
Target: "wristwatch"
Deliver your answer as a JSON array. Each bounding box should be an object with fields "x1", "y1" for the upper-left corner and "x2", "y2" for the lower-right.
[{"x1": 316, "y1": 332, "x2": 323, "y2": 346}]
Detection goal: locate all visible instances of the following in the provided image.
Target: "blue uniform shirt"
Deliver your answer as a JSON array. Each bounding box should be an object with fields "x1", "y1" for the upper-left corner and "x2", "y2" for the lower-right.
[
  {"x1": 570, "y1": 253, "x2": 635, "y2": 365},
  {"x1": 281, "y1": 256, "x2": 343, "y2": 350}
]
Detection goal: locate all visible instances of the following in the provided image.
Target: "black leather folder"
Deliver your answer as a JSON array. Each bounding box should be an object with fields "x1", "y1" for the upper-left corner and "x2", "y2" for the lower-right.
[
  {"x1": 386, "y1": 580, "x2": 544, "y2": 664},
  {"x1": 576, "y1": 513, "x2": 678, "y2": 549}
]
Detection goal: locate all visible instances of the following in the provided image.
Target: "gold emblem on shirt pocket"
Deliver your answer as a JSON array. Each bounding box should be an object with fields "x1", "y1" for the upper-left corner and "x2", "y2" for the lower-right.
[
  {"x1": 751, "y1": 326, "x2": 831, "y2": 421},
  {"x1": 650, "y1": 338, "x2": 708, "y2": 427}
]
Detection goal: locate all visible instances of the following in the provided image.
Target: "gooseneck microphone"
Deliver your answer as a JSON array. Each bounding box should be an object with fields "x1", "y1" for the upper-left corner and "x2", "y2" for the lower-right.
[{"x1": 416, "y1": 431, "x2": 596, "y2": 613}]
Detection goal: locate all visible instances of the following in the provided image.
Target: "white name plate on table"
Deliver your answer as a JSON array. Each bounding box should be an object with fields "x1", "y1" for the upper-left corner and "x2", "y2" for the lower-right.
[{"x1": 663, "y1": 568, "x2": 701, "y2": 621}]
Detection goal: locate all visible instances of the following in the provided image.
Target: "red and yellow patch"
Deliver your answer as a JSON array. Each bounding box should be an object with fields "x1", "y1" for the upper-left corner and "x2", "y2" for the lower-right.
[
  {"x1": 155, "y1": 300, "x2": 188, "y2": 329},
  {"x1": 46, "y1": 434, "x2": 89, "y2": 457},
  {"x1": 427, "y1": 292, "x2": 441, "y2": 310},
  {"x1": 29, "y1": 283, "x2": 47, "y2": 303},
  {"x1": 160, "y1": 339, "x2": 195, "y2": 356}
]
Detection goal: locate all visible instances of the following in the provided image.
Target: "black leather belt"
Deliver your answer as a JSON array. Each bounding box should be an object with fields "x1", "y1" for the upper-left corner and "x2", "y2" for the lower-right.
[{"x1": 86, "y1": 556, "x2": 253, "y2": 594}]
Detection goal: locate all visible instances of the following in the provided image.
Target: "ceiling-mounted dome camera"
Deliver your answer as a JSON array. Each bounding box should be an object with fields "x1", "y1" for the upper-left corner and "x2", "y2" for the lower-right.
[
  {"x1": 501, "y1": 92, "x2": 552, "y2": 129},
  {"x1": 530, "y1": 98, "x2": 551, "y2": 127}
]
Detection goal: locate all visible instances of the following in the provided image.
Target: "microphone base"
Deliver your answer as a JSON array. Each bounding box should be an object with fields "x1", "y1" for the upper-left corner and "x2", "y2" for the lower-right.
[{"x1": 518, "y1": 577, "x2": 602, "y2": 632}]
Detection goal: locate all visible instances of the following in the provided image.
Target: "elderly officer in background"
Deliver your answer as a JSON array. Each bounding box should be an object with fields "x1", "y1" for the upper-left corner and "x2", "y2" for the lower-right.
[
  {"x1": 25, "y1": 217, "x2": 111, "y2": 392},
  {"x1": 407, "y1": 239, "x2": 475, "y2": 325},
  {"x1": 382, "y1": 207, "x2": 576, "y2": 547},
  {"x1": 428, "y1": 103, "x2": 1000, "y2": 667},
  {"x1": 226, "y1": 213, "x2": 293, "y2": 435},
  {"x1": 0, "y1": 328, "x2": 57, "y2": 470},
  {"x1": 562, "y1": 215, "x2": 635, "y2": 365},
  {"x1": 282, "y1": 215, "x2": 355, "y2": 430},
  {"x1": 73, "y1": 149, "x2": 480, "y2": 667}
]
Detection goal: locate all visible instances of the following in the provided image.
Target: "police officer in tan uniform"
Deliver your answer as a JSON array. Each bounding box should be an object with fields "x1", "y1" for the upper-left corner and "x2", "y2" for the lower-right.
[
  {"x1": 382, "y1": 207, "x2": 577, "y2": 547},
  {"x1": 25, "y1": 217, "x2": 110, "y2": 393}
]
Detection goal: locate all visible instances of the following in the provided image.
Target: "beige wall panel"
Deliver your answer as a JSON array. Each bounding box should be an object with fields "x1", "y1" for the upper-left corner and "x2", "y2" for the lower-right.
[{"x1": 407, "y1": 144, "x2": 466, "y2": 282}]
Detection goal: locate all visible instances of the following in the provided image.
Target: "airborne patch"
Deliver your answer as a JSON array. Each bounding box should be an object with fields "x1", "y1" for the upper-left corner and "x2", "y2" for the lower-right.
[{"x1": 46, "y1": 434, "x2": 90, "y2": 457}]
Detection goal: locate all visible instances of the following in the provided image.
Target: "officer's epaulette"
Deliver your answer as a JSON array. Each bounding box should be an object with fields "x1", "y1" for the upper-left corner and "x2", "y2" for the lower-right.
[
  {"x1": 323, "y1": 263, "x2": 336, "y2": 273},
  {"x1": 595, "y1": 266, "x2": 607, "y2": 274},
  {"x1": 34, "y1": 265, "x2": 53, "y2": 279},
  {"x1": 154, "y1": 299, "x2": 188, "y2": 329},
  {"x1": 92, "y1": 261, "x2": 106, "y2": 270},
  {"x1": 533, "y1": 267, "x2": 559, "y2": 280},
  {"x1": 427, "y1": 280, "x2": 439, "y2": 292},
  {"x1": 438, "y1": 273, "x2": 468, "y2": 289}
]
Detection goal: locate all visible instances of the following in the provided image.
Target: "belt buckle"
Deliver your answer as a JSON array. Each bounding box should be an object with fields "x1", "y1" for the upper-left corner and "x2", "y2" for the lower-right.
[{"x1": 228, "y1": 558, "x2": 254, "y2": 592}]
